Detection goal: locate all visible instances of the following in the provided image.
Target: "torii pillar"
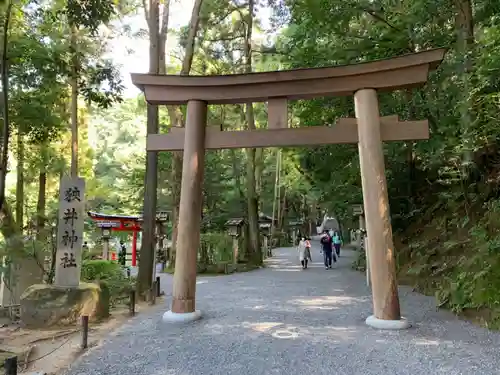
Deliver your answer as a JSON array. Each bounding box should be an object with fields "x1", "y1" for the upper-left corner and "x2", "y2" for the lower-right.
[
  {"x1": 355, "y1": 89, "x2": 409, "y2": 329},
  {"x1": 162, "y1": 100, "x2": 206, "y2": 322}
]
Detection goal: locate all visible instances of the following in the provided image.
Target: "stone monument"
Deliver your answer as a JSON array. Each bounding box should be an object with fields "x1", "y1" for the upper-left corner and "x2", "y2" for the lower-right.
[
  {"x1": 54, "y1": 176, "x2": 85, "y2": 287},
  {"x1": 20, "y1": 176, "x2": 109, "y2": 328}
]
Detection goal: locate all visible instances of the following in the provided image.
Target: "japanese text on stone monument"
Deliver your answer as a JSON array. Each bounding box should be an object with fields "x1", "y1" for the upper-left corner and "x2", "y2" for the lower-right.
[{"x1": 54, "y1": 177, "x2": 86, "y2": 287}]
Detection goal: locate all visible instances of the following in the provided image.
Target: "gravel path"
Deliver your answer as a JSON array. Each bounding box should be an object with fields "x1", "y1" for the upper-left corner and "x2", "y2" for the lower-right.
[{"x1": 65, "y1": 242, "x2": 500, "y2": 375}]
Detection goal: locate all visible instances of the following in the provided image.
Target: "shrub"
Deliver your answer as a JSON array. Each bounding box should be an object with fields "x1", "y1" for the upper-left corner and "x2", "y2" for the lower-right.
[
  {"x1": 81, "y1": 260, "x2": 134, "y2": 306},
  {"x1": 199, "y1": 232, "x2": 233, "y2": 264},
  {"x1": 272, "y1": 231, "x2": 288, "y2": 247}
]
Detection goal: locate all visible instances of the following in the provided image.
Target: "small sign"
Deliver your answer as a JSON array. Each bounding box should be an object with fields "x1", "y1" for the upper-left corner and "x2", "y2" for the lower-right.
[
  {"x1": 96, "y1": 221, "x2": 120, "y2": 228},
  {"x1": 157, "y1": 211, "x2": 169, "y2": 219},
  {"x1": 155, "y1": 263, "x2": 163, "y2": 274},
  {"x1": 352, "y1": 204, "x2": 364, "y2": 216},
  {"x1": 54, "y1": 176, "x2": 86, "y2": 288}
]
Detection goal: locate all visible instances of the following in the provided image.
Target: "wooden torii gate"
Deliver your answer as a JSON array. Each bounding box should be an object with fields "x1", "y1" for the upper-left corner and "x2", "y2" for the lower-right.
[{"x1": 131, "y1": 48, "x2": 446, "y2": 329}]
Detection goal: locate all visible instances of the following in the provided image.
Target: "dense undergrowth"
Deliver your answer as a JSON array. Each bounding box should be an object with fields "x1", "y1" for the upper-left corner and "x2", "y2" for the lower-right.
[
  {"x1": 396, "y1": 196, "x2": 500, "y2": 328},
  {"x1": 354, "y1": 194, "x2": 500, "y2": 329},
  {"x1": 81, "y1": 260, "x2": 135, "y2": 307}
]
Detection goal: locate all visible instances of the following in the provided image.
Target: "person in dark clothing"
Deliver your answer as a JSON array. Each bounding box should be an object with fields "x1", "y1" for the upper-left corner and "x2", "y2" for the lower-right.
[
  {"x1": 118, "y1": 241, "x2": 127, "y2": 267},
  {"x1": 320, "y1": 230, "x2": 335, "y2": 269}
]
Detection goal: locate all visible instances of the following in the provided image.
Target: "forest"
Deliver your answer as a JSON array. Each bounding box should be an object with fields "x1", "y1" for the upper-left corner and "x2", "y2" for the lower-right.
[{"x1": 1, "y1": 0, "x2": 500, "y2": 325}]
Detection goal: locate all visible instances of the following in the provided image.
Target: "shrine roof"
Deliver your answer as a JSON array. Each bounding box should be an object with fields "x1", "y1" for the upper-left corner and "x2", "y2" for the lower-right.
[
  {"x1": 88, "y1": 211, "x2": 139, "y2": 221},
  {"x1": 258, "y1": 214, "x2": 275, "y2": 223},
  {"x1": 87, "y1": 211, "x2": 170, "y2": 223},
  {"x1": 225, "y1": 218, "x2": 245, "y2": 226}
]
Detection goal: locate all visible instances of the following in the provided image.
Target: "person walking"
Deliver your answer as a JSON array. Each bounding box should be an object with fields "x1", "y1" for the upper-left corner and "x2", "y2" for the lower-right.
[
  {"x1": 320, "y1": 230, "x2": 335, "y2": 269},
  {"x1": 297, "y1": 236, "x2": 309, "y2": 269},
  {"x1": 305, "y1": 237, "x2": 312, "y2": 262},
  {"x1": 332, "y1": 231, "x2": 341, "y2": 257}
]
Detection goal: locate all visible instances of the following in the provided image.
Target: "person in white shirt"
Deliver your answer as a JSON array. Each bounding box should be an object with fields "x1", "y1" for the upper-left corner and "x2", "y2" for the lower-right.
[{"x1": 297, "y1": 236, "x2": 309, "y2": 269}]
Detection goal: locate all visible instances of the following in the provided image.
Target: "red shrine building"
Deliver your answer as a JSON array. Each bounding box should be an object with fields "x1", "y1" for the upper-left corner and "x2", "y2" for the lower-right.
[{"x1": 87, "y1": 211, "x2": 169, "y2": 266}]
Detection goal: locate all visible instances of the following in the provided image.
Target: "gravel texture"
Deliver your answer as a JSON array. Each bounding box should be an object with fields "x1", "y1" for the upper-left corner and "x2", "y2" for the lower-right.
[{"x1": 64, "y1": 242, "x2": 500, "y2": 375}]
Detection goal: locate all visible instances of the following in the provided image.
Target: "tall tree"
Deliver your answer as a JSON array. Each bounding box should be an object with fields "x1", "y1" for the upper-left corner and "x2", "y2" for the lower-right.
[
  {"x1": 166, "y1": 0, "x2": 204, "y2": 266},
  {"x1": 136, "y1": 0, "x2": 161, "y2": 298},
  {"x1": 65, "y1": 0, "x2": 124, "y2": 176},
  {"x1": 243, "y1": 0, "x2": 261, "y2": 264},
  {"x1": 0, "y1": 0, "x2": 13, "y2": 211}
]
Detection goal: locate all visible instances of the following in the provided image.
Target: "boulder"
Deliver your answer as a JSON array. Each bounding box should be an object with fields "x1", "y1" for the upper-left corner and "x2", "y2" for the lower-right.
[{"x1": 19, "y1": 282, "x2": 109, "y2": 328}]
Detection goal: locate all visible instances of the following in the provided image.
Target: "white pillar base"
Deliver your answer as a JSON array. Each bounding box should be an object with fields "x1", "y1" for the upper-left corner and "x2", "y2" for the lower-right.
[
  {"x1": 365, "y1": 315, "x2": 411, "y2": 330},
  {"x1": 162, "y1": 309, "x2": 202, "y2": 323}
]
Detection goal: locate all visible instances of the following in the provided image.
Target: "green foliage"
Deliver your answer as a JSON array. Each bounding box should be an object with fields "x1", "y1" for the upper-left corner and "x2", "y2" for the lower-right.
[
  {"x1": 271, "y1": 231, "x2": 289, "y2": 247},
  {"x1": 65, "y1": 0, "x2": 116, "y2": 33},
  {"x1": 352, "y1": 250, "x2": 366, "y2": 272},
  {"x1": 81, "y1": 260, "x2": 134, "y2": 306},
  {"x1": 81, "y1": 259, "x2": 120, "y2": 280},
  {"x1": 434, "y1": 200, "x2": 500, "y2": 313},
  {"x1": 199, "y1": 232, "x2": 233, "y2": 264},
  {"x1": 87, "y1": 98, "x2": 148, "y2": 215},
  {"x1": 386, "y1": 197, "x2": 500, "y2": 327},
  {"x1": 79, "y1": 60, "x2": 125, "y2": 109}
]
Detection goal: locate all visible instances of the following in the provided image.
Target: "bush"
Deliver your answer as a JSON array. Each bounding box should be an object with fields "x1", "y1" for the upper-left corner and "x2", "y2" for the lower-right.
[
  {"x1": 199, "y1": 232, "x2": 233, "y2": 265},
  {"x1": 81, "y1": 260, "x2": 134, "y2": 306},
  {"x1": 271, "y1": 231, "x2": 288, "y2": 247},
  {"x1": 352, "y1": 250, "x2": 366, "y2": 272}
]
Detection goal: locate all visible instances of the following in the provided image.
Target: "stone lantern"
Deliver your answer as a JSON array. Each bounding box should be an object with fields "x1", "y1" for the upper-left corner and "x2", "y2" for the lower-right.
[
  {"x1": 97, "y1": 222, "x2": 116, "y2": 260},
  {"x1": 258, "y1": 223, "x2": 271, "y2": 257},
  {"x1": 225, "y1": 218, "x2": 244, "y2": 265},
  {"x1": 288, "y1": 219, "x2": 304, "y2": 245},
  {"x1": 352, "y1": 203, "x2": 365, "y2": 247}
]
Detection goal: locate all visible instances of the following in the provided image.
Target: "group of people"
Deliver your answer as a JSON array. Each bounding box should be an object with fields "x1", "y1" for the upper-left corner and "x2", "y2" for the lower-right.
[{"x1": 297, "y1": 230, "x2": 342, "y2": 270}]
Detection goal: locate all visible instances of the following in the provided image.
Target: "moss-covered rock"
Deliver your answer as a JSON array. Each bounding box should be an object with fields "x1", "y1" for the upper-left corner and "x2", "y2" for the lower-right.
[{"x1": 19, "y1": 282, "x2": 110, "y2": 328}]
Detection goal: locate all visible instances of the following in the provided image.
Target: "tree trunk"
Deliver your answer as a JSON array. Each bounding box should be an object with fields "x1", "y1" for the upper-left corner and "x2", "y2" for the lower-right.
[
  {"x1": 36, "y1": 145, "x2": 47, "y2": 238},
  {"x1": 0, "y1": 203, "x2": 19, "y2": 242},
  {"x1": 0, "y1": 202, "x2": 42, "y2": 305},
  {"x1": 455, "y1": 0, "x2": 475, "y2": 215},
  {"x1": 29, "y1": 145, "x2": 48, "y2": 281},
  {"x1": 230, "y1": 149, "x2": 245, "y2": 210},
  {"x1": 243, "y1": 0, "x2": 261, "y2": 265},
  {"x1": 270, "y1": 149, "x2": 280, "y2": 242},
  {"x1": 455, "y1": 2, "x2": 474, "y2": 152},
  {"x1": 255, "y1": 148, "x2": 264, "y2": 199},
  {"x1": 279, "y1": 187, "x2": 287, "y2": 229},
  {"x1": 15, "y1": 131, "x2": 23, "y2": 229},
  {"x1": 169, "y1": 148, "x2": 181, "y2": 266},
  {"x1": 167, "y1": 0, "x2": 204, "y2": 266},
  {"x1": 158, "y1": 0, "x2": 170, "y2": 74},
  {"x1": 455, "y1": 0, "x2": 474, "y2": 54},
  {"x1": 245, "y1": 147, "x2": 261, "y2": 264},
  {"x1": 405, "y1": 90, "x2": 416, "y2": 213},
  {"x1": 0, "y1": 202, "x2": 19, "y2": 305},
  {"x1": 181, "y1": 0, "x2": 203, "y2": 75},
  {"x1": 138, "y1": 0, "x2": 160, "y2": 298},
  {"x1": 0, "y1": 0, "x2": 13, "y2": 211}
]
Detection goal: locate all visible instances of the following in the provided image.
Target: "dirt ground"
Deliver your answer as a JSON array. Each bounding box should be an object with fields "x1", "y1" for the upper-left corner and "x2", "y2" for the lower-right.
[{"x1": 0, "y1": 297, "x2": 164, "y2": 375}]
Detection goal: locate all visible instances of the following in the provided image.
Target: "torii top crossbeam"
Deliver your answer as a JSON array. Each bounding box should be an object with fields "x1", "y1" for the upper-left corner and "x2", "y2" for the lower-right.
[{"x1": 131, "y1": 48, "x2": 445, "y2": 105}]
